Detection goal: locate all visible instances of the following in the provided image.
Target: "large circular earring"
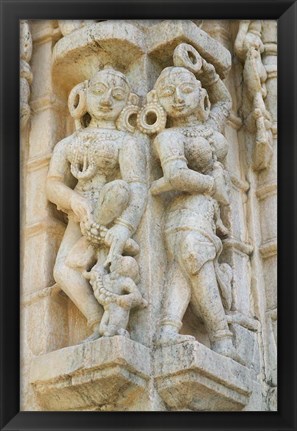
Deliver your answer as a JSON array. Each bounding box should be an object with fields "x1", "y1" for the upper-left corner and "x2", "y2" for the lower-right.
[
  {"x1": 116, "y1": 93, "x2": 140, "y2": 134},
  {"x1": 68, "y1": 81, "x2": 88, "y2": 129},
  {"x1": 197, "y1": 88, "x2": 211, "y2": 122},
  {"x1": 137, "y1": 90, "x2": 167, "y2": 135},
  {"x1": 173, "y1": 43, "x2": 203, "y2": 74}
]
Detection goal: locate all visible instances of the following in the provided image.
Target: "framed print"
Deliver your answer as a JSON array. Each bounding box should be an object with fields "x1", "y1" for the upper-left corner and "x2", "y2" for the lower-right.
[{"x1": 0, "y1": 0, "x2": 296, "y2": 430}]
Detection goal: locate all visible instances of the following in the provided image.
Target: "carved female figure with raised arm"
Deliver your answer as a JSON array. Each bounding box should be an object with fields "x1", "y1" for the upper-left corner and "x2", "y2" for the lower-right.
[
  {"x1": 138, "y1": 44, "x2": 240, "y2": 362},
  {"x1": 46, "y1": 67, "x2": 147, "y2": 343}
]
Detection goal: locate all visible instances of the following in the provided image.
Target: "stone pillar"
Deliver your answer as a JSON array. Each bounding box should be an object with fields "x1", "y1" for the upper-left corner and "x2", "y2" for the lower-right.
[
  {"x1": 258, "y1": 20, "x2": 277, "y2": 408},
  {"x1": 201, "y1": 23, "x2": 260, "y2": 384},
  {"x1": 20, "y1": 20, "x2": 69, "y2": 410},
  {"x1": 233, "y1": 20, "x2": 277, "y2": 410}
]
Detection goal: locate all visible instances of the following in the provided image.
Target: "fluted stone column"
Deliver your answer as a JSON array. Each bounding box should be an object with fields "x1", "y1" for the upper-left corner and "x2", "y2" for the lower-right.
[{"x1": 20, "y1": 20, "x2": 69, "y2": 410}]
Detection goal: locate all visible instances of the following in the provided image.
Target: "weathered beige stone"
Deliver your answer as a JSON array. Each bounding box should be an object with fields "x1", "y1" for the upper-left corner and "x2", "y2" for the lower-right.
[
  {"x1": 21, "y1": 19, "x2": 277, "y2": 412},
  {"x1": 31, "y1": 336, "x2": 151, "y2": 410},
  {"x1": 154, "y1": 341, "x2": 260, "y2": 411}
]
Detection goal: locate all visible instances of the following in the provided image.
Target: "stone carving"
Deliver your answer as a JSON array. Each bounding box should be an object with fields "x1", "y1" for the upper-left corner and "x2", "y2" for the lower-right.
[
  {"x1": 234, "y1": 21, "x2": 273, "y2": 171},
  {"x1": 46, "y1": 67, "x2": 147, "y2": 343},
  {"x1": 20, "y1": 20, "x2": 33, "y2": 130},
  {"x1": 85, "y1": 255, "x2": 147, "y2": 338},
  {"x1": 140, "y1": 43, "x2": 241, "y2": 362},
  {"x1": 22, "y1": 20, "x2": 277, "y2": 412},
  {"x1": 58, "y1": 20, "x2": 97, "y2": 36}
]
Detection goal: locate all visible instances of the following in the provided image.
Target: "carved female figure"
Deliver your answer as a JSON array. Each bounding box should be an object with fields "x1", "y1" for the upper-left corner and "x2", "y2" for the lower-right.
[
  {"x1": 140, "y1": 44, "x2": 240, "y2": 361},
  {"x1": 46, "y1": 67, "x2": 147, "y2": 343}
]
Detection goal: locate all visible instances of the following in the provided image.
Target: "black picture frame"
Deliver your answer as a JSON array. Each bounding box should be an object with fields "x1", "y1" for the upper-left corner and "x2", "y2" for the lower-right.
[{"x1": 0, "y1": 1, "x2": 296, "y2": 430}]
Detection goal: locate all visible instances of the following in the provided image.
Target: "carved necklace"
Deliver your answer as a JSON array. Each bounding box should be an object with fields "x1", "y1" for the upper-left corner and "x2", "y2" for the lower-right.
[
  {"x1": 76, "y1": 129, "x2": 120, "y2": 141},
  {"x1": 181, "y1": 125, "x2": 213, "y2": 139},
  {"x1": 70, "y1": 140, "x2": 97, "y2": 180}
]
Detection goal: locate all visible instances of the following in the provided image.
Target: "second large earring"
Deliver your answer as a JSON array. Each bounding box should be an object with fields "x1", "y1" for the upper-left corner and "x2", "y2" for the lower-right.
[
  {"x1": 137, "y1": 90, "x2": 167, "y2": 135},
  {"x1": 116, "y1": 93, "x2": 140, "y2": 134}
]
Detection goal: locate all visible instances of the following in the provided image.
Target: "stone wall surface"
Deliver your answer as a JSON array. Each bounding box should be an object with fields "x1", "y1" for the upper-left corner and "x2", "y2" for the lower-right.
[{"x1": 20, "y1": 19, "x2": 277, "y2": 411}]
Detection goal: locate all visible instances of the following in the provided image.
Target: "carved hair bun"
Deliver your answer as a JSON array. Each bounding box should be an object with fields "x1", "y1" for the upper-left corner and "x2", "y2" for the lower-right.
[{"x1": 173, "y1": 43, "x2": 203, "y2": 74}]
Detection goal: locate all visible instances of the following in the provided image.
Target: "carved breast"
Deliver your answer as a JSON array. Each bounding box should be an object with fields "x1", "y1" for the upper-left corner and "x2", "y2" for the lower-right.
[
  {"x1": 184, "y1": 136, "x2": 213, "y2": 173},
  {"x1": 90, "y1": 140, "x2": 119, "y2": 173},
  {"x1": 67, "y1": 129, "x2": 120, "y2": 181}
]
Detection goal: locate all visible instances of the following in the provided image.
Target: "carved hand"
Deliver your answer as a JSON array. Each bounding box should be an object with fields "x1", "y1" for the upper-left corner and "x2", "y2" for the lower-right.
[
  {"x1": 197, "y1": 59, "x2": 218, "y2": 86},
  {"x1": 117, "y1": 296, "x2": 134, "y2": 309},
  {"x1": 70, "y1": 192, "x2": 93, "y2": 223},
  {"x1": 104, "y1": 224, "x2": 131, "y2": 267}
]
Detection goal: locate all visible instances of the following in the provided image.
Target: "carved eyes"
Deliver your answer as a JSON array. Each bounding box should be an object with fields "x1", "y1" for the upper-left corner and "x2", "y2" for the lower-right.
[
  {"x1": 111, "y1": 88, "x2": 126, "y2": 101},
  {"x1": 179, "y1": 84, "x2": 196, "y2": 94},
  {"x1": 90, "y1": 84, "x2": 107, "y2": 95},
  {"x1": 90, "y1": 84, "x2": 127, "y2": 100},
  {"x1": 159, "y1": 83, "x2": 196, "y2": 97},
  {"x1": 159, "y1": 86, "x2": 175, "y2": 97}
]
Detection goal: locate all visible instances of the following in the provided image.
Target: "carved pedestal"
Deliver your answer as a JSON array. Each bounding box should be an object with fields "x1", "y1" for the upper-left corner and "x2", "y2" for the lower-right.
[
  {"x1": 30, "y1": 336, "x2": 151, "y2": 411},
  {"x1": 155, "y1": 341, "x2": 260, "y2": 411}
]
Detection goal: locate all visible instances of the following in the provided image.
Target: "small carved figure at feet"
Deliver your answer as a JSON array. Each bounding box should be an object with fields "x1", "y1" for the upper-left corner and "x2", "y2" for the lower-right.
[{"x1": 85, "y1": 256, "x2": 147, "y2": 338}]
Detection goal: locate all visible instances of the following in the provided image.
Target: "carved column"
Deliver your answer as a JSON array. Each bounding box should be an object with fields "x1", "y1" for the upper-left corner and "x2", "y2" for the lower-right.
[
  {"x1": 258, "y1": 20, "x2": 277, "y2": 407},
  {"x1": 20, "y1": 20, "x2": 68, "y2": 410},
  {"x1": 234, "y1": 20, "x2": 277, "y2": 410},
  {"x1": 200, "y1": 22, "x2": 261, "y2": 386}
]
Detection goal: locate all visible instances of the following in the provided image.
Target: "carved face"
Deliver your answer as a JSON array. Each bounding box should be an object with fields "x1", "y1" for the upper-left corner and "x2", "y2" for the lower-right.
[
  {"x1": 86, "y1": 70, "x2": 130, "y2": 121},
  {"x1": 110, "y1": 256, "x2": 139, "y2": 282},
  {"x1": 155, "y1": 68, "x2": 202, "y2": 119}
]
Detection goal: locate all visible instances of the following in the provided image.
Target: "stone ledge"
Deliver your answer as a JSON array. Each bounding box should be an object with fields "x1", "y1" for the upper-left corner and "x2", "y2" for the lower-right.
[
  {"x1": 30, "y1": 336, "x2": 151, "y2": 410},
  {"x1": 154, "y1": 341, "x2": 255, "y2": 411},
  {"x1": 52, "y1": 21, "x2": 146, "y2": 95},
  {"x1": 147, "y1": 20, "x2": 232, "y2": 78}
]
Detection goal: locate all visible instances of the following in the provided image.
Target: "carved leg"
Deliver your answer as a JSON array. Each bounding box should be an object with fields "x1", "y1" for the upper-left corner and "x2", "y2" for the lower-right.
[
  {"x1": 189, "y1": 261, "x2": 231, "y2": 338},
  {"x1": 99, "y1": 310, "x2": 110, "y2": 336},
  {"x1": 189, "y1": 261, "x2": 244, "y2": 364},
  {"x1": 101, "y1": 304, "x2": 130, "y2": 337},
  {"x1": 53, "y1": 220, "x2": 103, "y2": 332},
  {"x1": 94, "y1": 179, "x2": 130, "y2": 226},
  {"x1": 157, "y1": 259, "x2": 195, "y2": 346}
]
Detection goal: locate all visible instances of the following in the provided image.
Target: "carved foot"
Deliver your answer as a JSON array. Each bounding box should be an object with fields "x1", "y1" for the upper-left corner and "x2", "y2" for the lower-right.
[
  {"x1": 100, "y1": 328, "x2": 130, "y2": 338},
  {"x1": 212, "y1": 338, "x2": 245, "y2": 365},
  {"x1": 117, "y1": 328, "x2": 130, "y2": 338},
  {"x1": 156, "y1": 327, "x2": 195, "y2": 346},
  {"x1": 78, "y1": 329, "x2": 101, "y2": 344}
]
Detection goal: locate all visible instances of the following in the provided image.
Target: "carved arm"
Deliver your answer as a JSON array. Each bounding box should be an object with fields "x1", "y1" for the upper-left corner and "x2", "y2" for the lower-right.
[
  {"x1": 198, "y1": 60, "x2": 232, "y2": 134},
  {"x1": 151, "y1": 132, "x2": 214, "y2": 195},
  {"x1": 46, "y1": 138, "x2": 92, "y2": 222},
  {"x1": 116, "y1": 137, "x2": 148, "y2": 234},
  {"x1": 104, "y1": 137, "x2": 147, "y2": 265}
]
